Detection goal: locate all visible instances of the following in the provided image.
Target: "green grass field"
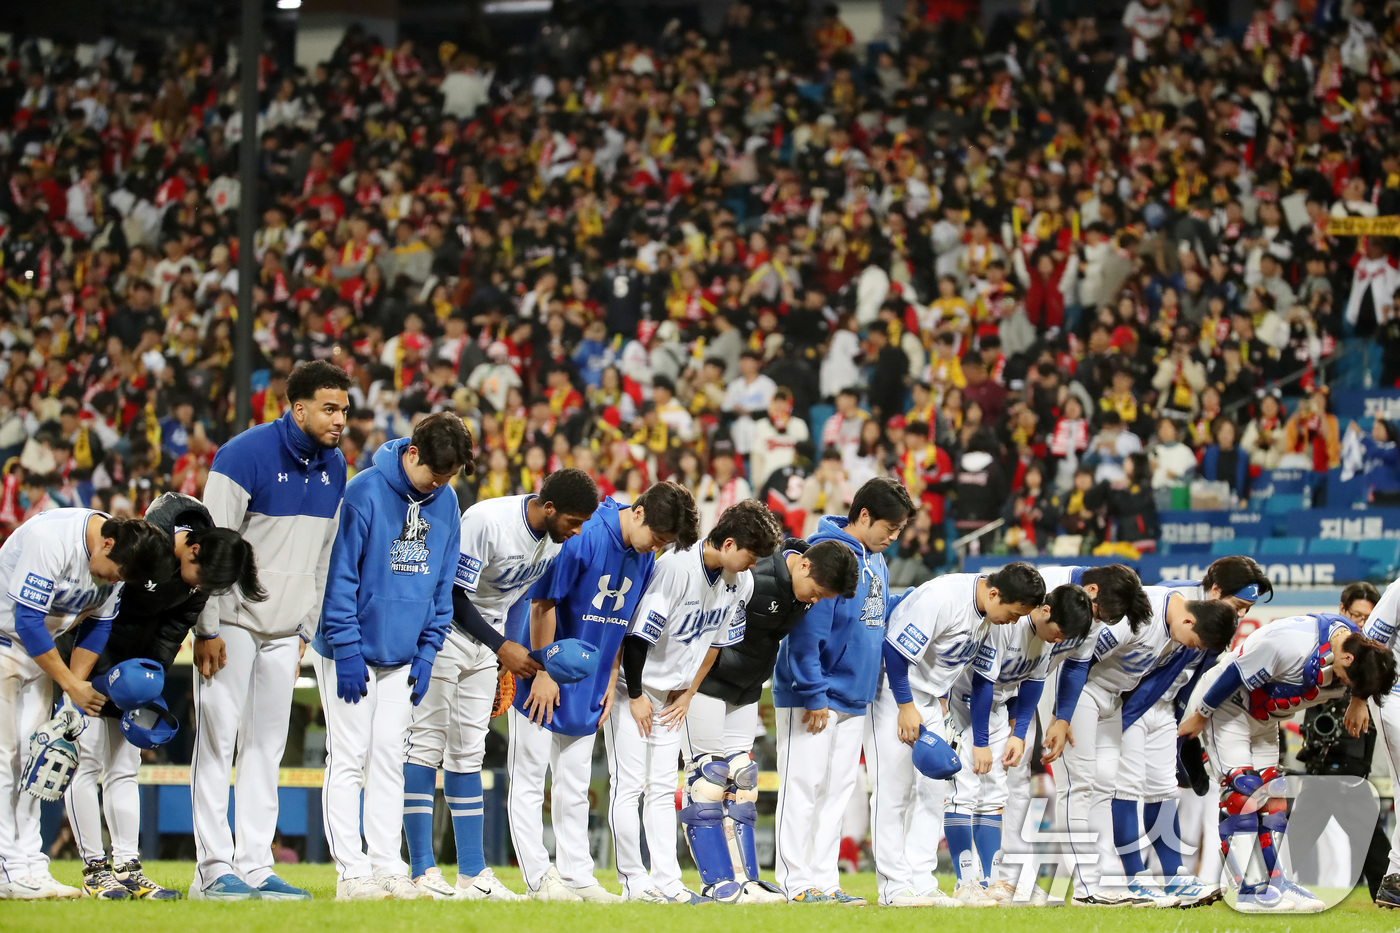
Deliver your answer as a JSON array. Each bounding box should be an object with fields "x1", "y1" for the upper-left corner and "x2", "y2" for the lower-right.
[{"x1": 1, "y1": 862, "x2": 1398, "y2": 933}]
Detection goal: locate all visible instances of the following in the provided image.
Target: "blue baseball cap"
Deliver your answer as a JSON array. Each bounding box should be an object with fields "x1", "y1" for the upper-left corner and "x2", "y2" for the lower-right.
[
  {"x1": 911, "y1": 726, "x2": 961, "y2": 779},
  {"x1": 94, "y1": 658, "x2": 164, "y2": 712},
  {"x1": 529, "y1": 639, "x2": 601, "y2": 684}
]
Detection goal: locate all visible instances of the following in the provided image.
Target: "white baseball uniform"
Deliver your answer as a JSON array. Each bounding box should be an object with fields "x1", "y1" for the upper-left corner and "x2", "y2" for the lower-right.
[
  {"x1": 866, "y1": 573, "x2": 991, "y2": 903},
  {"x1": 0, "y1": 509, "x2": 123, "y2": 886},
  {"x1": 1064, "y1": 586, "x2": 1186, "y2": 897},
  {"x1": 64, "y1": 717, "x2": 141, "y2": 868},
  {"x1": 406, "y1": 495, "x2": 560, "y2": 774},
  {"x1": 1364, "y1": 578, "x2": 1400, "y2": 873},
  {"x1": 604, "y1": 544, "x2": 749, "y2": 898}
]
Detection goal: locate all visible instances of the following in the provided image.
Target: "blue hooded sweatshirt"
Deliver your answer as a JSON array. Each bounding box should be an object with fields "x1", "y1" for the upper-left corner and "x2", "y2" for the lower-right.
[
  {"x1": 314, "y1": 437, "x2": 461, "y2": 668},
  {"x1": 772, "y1": 516, "x2": 888, "y2": 715}
]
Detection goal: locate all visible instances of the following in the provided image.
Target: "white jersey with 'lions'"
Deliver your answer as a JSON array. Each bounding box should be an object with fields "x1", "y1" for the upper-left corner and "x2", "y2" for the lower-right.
[
  {"x1": 1087, "y1": 585, "x2": 1184, "y2": 698},
  {"x1": 952, "y1": 614, "x2": 1054, "y2": 705},
  {"x1": 886, "y1": 573, "x2": 991, "y2": 698},
  {"x1": 0, "y1": 508, "x2": 123, "y2": 647},
  {"x1": 624, "y1": 544, "x2": 751, "y2": 695},
  {"x1": 454, "y1": 494, "x2": 561, "y2": 629}
]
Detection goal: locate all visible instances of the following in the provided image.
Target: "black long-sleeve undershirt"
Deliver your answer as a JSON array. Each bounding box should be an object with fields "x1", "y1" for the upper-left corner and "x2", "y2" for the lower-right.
[
  {"x1": 452, "y1": 585, "x2": 506, "y2": 652},
  {"x1": 622, "y1": 635, "x2": 650, "y2": 698}
]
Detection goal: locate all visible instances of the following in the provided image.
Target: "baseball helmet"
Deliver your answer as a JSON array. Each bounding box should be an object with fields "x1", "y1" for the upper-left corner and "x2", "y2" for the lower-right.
[
  {"x1": 120, "y1": 695, "x2": 179, "y2": 749},
  {"x1": 94, "y1": 658, "x2": 165, "y2": 711}
]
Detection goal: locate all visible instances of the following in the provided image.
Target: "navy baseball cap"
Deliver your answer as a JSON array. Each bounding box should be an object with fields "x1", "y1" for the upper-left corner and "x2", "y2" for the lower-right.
[
  {"x1": 94, "y1": 658, "x2": 164, "y2": 712},
  {"x1": 911, "y1": 726, "x2": 961, "y2": 779},
  {"x1": 529, "y1": 639, "x2": 601, "y2": 684}
]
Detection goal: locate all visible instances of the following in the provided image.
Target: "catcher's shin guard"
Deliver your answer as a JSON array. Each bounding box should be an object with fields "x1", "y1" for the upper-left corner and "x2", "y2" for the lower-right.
[
  {"x1": 681, "y1": 756, "x2": 735, "y2": 887},
  {"x1": 1219, "y1": 768, "x2": 1265, "y2": 890},
  {"x1": 726, "y1": 753, "x2": 763, "y2": 881}
]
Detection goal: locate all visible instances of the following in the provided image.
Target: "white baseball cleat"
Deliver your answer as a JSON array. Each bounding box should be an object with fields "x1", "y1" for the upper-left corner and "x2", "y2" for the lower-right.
[
  {"x1": 529, "y1": 867, "x2": 581, "y2": 902},
  {"x1": 336, "y1": 877, "x2": 391, "y2": 901},
  {"x1": 1162, "y1": 873, "x2": 1221, "y2": 908},
  {"x1": 572, "y1": 882, "x2": 623, "y2": 903},
  {"x1": 375, "y1": 873, "x2": 421, "y2": 899},
  {"x1": 22, "y1": 872, "x2": 80, "y2": 899},
  {"x1": 1276, "y1": 879, "x2": 1325, "y2": 913},
  {"x1": 456, "y1": 867, "x2": 525, "y2": 901},
  {"x1": 413, "y1": 867, "x2": 457, "y2": 899},
  {"x1": 952, "y1": 880, "x2": 998, "y2": 907},
  {"x1": 1127, "y1": 874, "x2": 1181, "y2": 908},
  {"x1": 628, "y1": 887, "x2": 672, "y2": 903},
  {"x1": 736, "y1": 880, "x2": 788, "y2": 904},
  {"x1": 986, "y1": 879, "x2": 1052, "y2": 906},
  {"x1": 0, "y1": 877, "x2": 47, "y2": 900},
  {"x1": 882, "y1": 888, "x2": 955, "y2": 907}
]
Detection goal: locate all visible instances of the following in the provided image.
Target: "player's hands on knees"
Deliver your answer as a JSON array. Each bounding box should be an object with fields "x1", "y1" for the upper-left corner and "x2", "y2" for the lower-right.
[
  {"x1": 1042, "y1": 719, "x2": 1073, "y2": 764},
  {"x1": 1177, "y1": 711, "x2": 1206, "y2": 740},
  {"x1": 630, "y1": 694, "x2": 654, "y2": 737},
  {"x1": 659, "y1": 690, "x2": 693, "y2": 731},
  {"x1": 194, "y1": 635, "x2": 227, "y2": 679},
  {"x1": 896, "y1": 703, "x2": 922, "y2": 745},
  {"x1": 972, "y1": 745, "x2": 993, "y2": 774},
  {"x1": 524, "y1": 671, "x2": 561, "y2": 725},
  {"x1": 498, "y1": 640, "x2": 542, "y2": 679},
  {"x1": 802, "y1": 707, "x2": 830, "y2": 734},
  {"x1": 1344, "y1": 695, "x2": 1371, "y2": 737},
  {"x1": 1001, "y1": 736, "x2": 1026, "y2": 769},
  {"x1": 68, "y1": 682, "x2": 105, "y2": 716}
]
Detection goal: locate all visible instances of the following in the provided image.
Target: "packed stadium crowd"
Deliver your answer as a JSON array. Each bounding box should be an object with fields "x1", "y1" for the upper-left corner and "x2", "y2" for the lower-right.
[{"x1": 3, "y1": 0, "x2": 1400, "y2": 573}]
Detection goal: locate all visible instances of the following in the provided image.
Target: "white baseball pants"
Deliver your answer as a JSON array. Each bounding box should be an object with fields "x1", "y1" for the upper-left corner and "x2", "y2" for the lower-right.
[
  {"x1": 603, "y1": 685, "x2": 685, "y2": 898},
  {"x1": 947, "y1": 699, "x2": 1012, "y2": 814},
  {"x1": 404, "y1": 630, "x2": 496, "y2": 772},
  {"x1": 191, "y1": 625, "x2": 300, "y2": 890},
  {"x1": 1374, "y1": 691, "x2": 1400, "y2": 873},
  {"x1": 1116, "y1": 701, "x2": 1180, "y2": 803},
  {"x1": 774, "y1": 704, "x2": 866, "y2": 898},
  {"x1": 0, "y1": 640, "x2": 48, "y2": 883},
  {"x1": 863, "y1": 683, "x2": 945, "y2": 903},
  {"x1": 1063, "y1": 684, "x2": 1124, "y2": 897},
  {"x1": 64, "y1": 716, "x2": 140, "y2": 865},
  {"x1": 318, "y1": 658, "x2": 413, "y2": 881},
  {"x1": 682, "y1": 694, "x2": 758, "y2": 760},
  {"x1": 506, "y1": 706, "x2": 601, "y2": 891}
]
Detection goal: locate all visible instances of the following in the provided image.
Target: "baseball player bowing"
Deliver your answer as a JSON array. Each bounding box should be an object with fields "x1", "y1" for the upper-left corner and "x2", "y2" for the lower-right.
[
  {"x1": 1062, "y1": 587, "x2": 1237, "y2": 906},
  {"x1": 192, "y1": 360, "x2": 349, "y2": 901},
  {"x1": 989, "y1": 564, "x2": 1151, "y2": 904},
  {"x1": 511, "y1": 482, "x2": 699, "y2": 902},
  {"x1": 65, "y1": 492, "x2": 264, "y2": 901},
  {"x1": 607, "y1": 500, "x2": 781, "y2": 903},
  {"x1": 868, "y1": 562, "x2": 1045, "y2": 908},
  {"x1": 1179, "y1": 613, "x2": 1395, "y2": 912},
  {"x1": 682, "y1": 537, "x2": 859, "y2": 904},
  {"x1": 314, "y1": 413, "x2": 473, "y2": 901},
  {"x1": 772, "y1": 477, "x2": 916, "y2": 906},
  {"x1": 402, "y1": 469, "x2": 600, "y2": 900},
  {"x1": 1362, "y1": 573, "x2": 1400, "y2": 908},
  {"x1": 0, "y1": 509, "x2": 174, "y2": 900},
  {"x1": 1108, "y1": 556, "x2": 1273, "y2": 909},
  {"x1": 942, "y1": 585, "x2": 1094, "y2": 903}
]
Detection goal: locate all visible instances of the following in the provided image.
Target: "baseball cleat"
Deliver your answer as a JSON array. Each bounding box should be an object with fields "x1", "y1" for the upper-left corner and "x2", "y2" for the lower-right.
[
  {"x1": 195, "y1": 873, "x2": 262, "y2": 900},
  {"x1": 413, "y1": 867, "x2": 457, "y2": 899},
  {"x1": 572, "y1": 882, "x2": 623, "y2": 903},
  {"x1": 883, "y1": 888, "x2": 955, "y2": 907},
  {"x1": 336, "y1": 877, "x2": 391, "y2": 901},
  {"x1": 82, "y1": 861, "x2": 132, "y2": 900},
  {"x1": 0, "y1": 877, "x2": 47, "y2": 900},
  {"x1": 529, "y1": 867, "x2": 582, "y2": 902},
  {"x1": 456, "y1": 867, "x2": 524, "y2": 901},
  {"x1": 736, "y1": 880, "x2": 787, "y2": 904},
  {"x1": 952, "y1": 880, "x2": 998, "y2": 907},
  {"x1": 1127, "y1": 874, "x2": 1180, "y2": 908},
  {"x1": 114, "y1": 860, "x2": 181, "y2": 900},
  {"x1": 1234, "y1": 884, "x2": 1291, "y2": 913},
  {"x1": 789, "y1": 887, "x2": 835, "y2": 904},
  {"x1": 1375, "y1": 873, "x2": 1400, "y2": 908},
  {"x1": 986, "y1": 879, "x2": 1052, "y2": 906},
  {"x1": 23, "y1": 871, "x2": 80, "y2": 899},
  {"x1": 1275, "y1": 879, "x2": 1325, "y2": 912},
  {"x1": 256, "y1": 874, "x2": 310, "y2": 900},
  {"x1": 703, "y1": 880, "x2": 744, "y2": 903},
  {"x1": 829, "y1": 887, "x2": 867, "y2": 906},
  {"x1": 666, "y1": 887, "x2": 714, "y2": 904},
  {"x1": 374, "y1": 873, "x2": 421, "y2": 899},
  {"x1": 1072, "y1": 890, "x2": 1152, "y2": 907},
  {"x1": 628, "y1": 887, "x2": 672, "y2": 903},
  {"x1": 1162, "y1": 873, "x2": 1220, "y2": 908}
]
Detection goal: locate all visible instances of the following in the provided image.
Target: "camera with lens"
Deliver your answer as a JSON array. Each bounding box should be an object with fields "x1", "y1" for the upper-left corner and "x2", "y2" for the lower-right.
[{"x1": 1297, "y1": 697, "x2": 1373, "y2": 777}]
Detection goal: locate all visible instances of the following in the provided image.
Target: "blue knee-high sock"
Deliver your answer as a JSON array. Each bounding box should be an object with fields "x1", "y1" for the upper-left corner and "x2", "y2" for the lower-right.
[
  {"x1": 403, "y1": 763, "x2": 439, "y2": 877},
  {"x1": 945, "y1": 812, "x2": 975, "y2": 882},
  {"x1": 972, "y1": 814, "x2": 1003, "y2": 880},
  {"x1": 444, "y1": 770, "x2": 486, "y2": 877},
  {"x1": 1259, "y1": 810, "x2": 1287, "y2": 880},
  {"x1": 1144, "y1": 800, "x2": 1185, "y2": 877},
  {"x1": 1112, "y1": 798, "x2": 1146, "y2": 878}
]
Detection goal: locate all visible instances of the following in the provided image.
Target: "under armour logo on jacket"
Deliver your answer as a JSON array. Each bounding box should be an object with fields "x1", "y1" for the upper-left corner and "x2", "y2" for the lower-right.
[
  {"x1": 277, "y1": 473, "x2": 289, "y2": 482},
  {"x1": 591, "y1": 574, "x2": 632, "y2": 611}
]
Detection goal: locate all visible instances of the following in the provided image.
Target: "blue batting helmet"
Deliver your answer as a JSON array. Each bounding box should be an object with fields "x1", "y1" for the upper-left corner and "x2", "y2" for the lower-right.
[
  {"x1": 120, "y1": 695, "x2": 179, "y2": 749},
  {"x1": 94, "y1": 658, "x2": 165, "y2": 712}
]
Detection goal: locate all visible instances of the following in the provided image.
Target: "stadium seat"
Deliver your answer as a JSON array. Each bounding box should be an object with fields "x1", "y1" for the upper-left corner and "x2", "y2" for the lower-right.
[
  {"x1": 1259, "y1": 537, "x2": 1306, "y2": 556},
  {"x1": 1306, "y1": 538, "x2": 1355, "y2": 556},
  {"x1": 1263, "y1": 494, "x2": 1305, "y2": 515},
  {"x1": 808, "y1": 404, "x2": 835, "y2": 445},
  {"x1": 1358, "y1": 539, "x2": 1400, "y2": 576},
  {"x1": 1211, "y1": 537, "x2": 1247, "y2": 557}
]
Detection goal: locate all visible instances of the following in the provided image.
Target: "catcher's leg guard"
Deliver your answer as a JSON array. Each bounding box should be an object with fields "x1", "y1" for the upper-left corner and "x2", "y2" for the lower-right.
[
  {"x1": 725, "y1": 753, "x2": 764, "y2": 882},
  {"x1": 1256, "y1": 768, "x2": 1290, "y2": 880},
  {"x1": 681, "y1": 756, "x2": 737, "y2": 892},
  {"x1": 1219, "y1": 768, "x2": 1265, "y2": 890}
]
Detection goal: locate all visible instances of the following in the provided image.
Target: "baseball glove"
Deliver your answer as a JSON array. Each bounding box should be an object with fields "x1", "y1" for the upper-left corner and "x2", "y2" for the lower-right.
[{"x1": 491, "y1": 668, "x2": 516, "y2": 718}]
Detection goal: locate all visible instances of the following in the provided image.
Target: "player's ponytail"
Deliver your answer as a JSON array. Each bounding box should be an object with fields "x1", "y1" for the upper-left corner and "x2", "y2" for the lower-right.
[{"x1": 186, "y1": 526, "x2": 268, "y2": 601}]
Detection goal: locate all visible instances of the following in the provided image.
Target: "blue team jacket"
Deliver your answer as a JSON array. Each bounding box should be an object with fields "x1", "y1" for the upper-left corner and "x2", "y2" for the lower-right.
[
  {"x1": 313, "y1": 437, "x2": 460, "y2": 668},
  {"x1": 519, "y1": 498, "x2": 655, "y2": 736},
  {"x1": 772, "y1": 516, "x2": 887, "y2": 715}
]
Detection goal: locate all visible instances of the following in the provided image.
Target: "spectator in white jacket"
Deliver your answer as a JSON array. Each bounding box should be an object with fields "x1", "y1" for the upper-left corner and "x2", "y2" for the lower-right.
[
  {"x1": 440, "y1": 54, "x2": 493, "y2": 119},
  {"x1": 1148, "y1": 417, "x2": 1198, "y2": 489},
  {"x1": 748, "y1": 389, "x2": 810, "y2": 490}
]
